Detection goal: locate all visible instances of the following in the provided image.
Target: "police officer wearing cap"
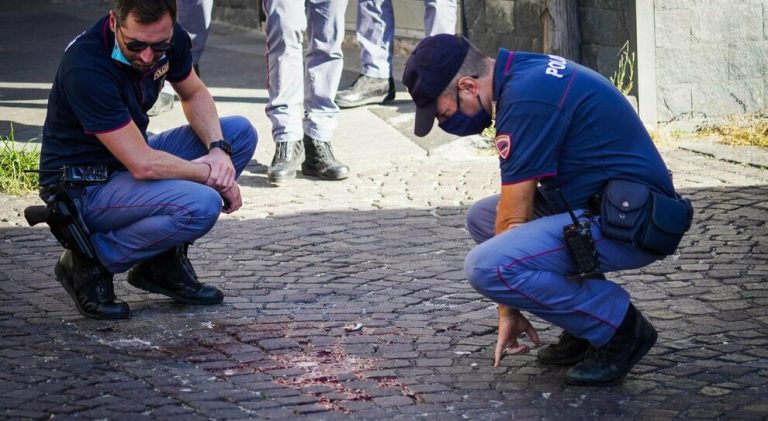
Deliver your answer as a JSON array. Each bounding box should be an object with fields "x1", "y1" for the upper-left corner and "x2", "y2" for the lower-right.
[
  {"x1": 402, "y1": 34, "x2": 692, "y2": 386},
  {"x1": 39, "y1": 0, "x2": 257, "y2": 320}
]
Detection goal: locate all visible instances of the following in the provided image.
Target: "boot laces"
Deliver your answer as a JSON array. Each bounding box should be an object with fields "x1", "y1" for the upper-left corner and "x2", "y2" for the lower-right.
[
  {"x1": 272, "y1": 141, "x2": 302, "y2": 164},
  {"x1": 314, "y1": 141, "x2": 337, "y2": 163},
  {"x1": 587, "y1": 346, "x2": 612, "y2": 364},
  {"x1": 176, "y1": 243, "x2": 199, "y2": 282},
  {"x1": 274, "y1": 142, "x2": 289, "y2": 160},
  {"x1": 87, "y1": 264, "x2": 115, "y2": 301},
  {"x1": 350, "y1": 74, "x2": 387, "y2": 90},
  {"x1": 274, "y1": 142, "x2": 292, "y2": 160}
]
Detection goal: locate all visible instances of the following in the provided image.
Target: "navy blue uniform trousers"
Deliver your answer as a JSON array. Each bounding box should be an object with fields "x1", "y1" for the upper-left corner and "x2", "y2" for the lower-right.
[
  {"x1": 464, "y1": 194, "x2": 661, "y2": 346},
  {"x1": 83, "y1": 116, "x2": 257, "y2": 273}
]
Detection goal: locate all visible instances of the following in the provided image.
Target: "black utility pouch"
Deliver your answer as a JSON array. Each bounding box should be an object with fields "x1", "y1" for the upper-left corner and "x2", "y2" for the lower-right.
[
  {"x1": 600, "y1": 179, "x2": 694, "y2": 256},
  {"x1": 638, "y1": 193, "x2": 693, "y2": 255},
  {"x1": 600, "y1": 179, "x2": 652, "y2": 243}
]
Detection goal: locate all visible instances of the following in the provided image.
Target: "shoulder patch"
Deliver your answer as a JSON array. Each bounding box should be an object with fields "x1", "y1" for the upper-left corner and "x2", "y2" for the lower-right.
[
  {"x1": 494, "y1": 134, "x2": 511, "y2": 160},
  {"x1": 154, "y1": 62, "x2": 169, "y2": 80}
]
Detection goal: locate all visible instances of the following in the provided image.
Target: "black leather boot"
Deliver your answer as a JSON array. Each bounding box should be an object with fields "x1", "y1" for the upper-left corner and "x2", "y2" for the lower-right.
[
  {"x1": 537, "y1": 331, "x2": 592, "y2": 365},
  {"x1": 336, "y1": 74, "x2": 395, "y2": 108},
  {"x1": 565, "y1": 304, "x2": 657, "y2": 386},
  {"x1": 126, "y1": 243, "x2": 223, "y2": 305},
  {"x1": 267, "y1": 140, "x2": 304, "y2": 184},
  {"x1": 301, "y1": 135, "x2": 350, "y2": 181},
  {"x1": 55, "y1": 250, "x2": 129, "y2": 320}
]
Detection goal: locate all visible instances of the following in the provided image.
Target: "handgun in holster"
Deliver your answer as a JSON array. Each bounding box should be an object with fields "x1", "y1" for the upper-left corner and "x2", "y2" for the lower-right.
[{"x1": 23, "y1": 166, "x2": 108, "y2": 260}]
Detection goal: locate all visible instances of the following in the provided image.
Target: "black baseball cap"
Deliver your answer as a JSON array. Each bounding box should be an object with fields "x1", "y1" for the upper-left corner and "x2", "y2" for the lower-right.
[{"x1": 402, "y1": 34, "x2": 470, "y2": 137}]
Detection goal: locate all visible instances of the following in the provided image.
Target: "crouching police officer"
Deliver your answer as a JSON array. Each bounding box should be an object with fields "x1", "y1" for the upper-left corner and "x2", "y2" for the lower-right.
[
  {"x1": 36, "y1": 0, "x2": 257, "y2": 320},
  {"x1": 402, "y1": 35, "x2": 692, "y2": 386}
]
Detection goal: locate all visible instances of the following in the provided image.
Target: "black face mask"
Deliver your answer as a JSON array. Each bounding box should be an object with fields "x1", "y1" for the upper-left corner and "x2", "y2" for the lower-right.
[{"x1": 438, "y1": 90, "x2": 492, "y2": 136}]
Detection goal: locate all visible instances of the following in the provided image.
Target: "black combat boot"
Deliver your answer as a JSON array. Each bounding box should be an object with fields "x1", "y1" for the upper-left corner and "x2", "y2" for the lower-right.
[
  {"x1": 126, "y1": 243, "x2": 223, "y2": 305},
  {"x1": 55, "y1": 250, "x2": 129, "y2": 320},
  {"x1": 267, "y1": 140, "x2": 304, "y2": 184},
  {"x1": 565, "y1": 304, "x2": 657, "y2": 386},
  {"x1": 336, "y1": 74, "x2": 395, "y2": 108},
  {"x1": 301, "y1": 135, "x2": 350, "y2": 181},
  {"x1": 537, "y1": 331, "x2": 592, "y2": 365}
]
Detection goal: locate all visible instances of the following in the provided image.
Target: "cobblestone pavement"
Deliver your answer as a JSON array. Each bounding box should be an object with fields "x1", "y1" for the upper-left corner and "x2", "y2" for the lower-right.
[
  {"x1": 2, "y1": 1, "x2": 768, "y2": 419},
  {"x1": 2, "y1": 144, "x2": 768, "y2": 420}
]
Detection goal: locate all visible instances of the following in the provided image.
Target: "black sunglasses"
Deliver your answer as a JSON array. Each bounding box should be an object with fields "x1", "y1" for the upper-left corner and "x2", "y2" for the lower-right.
[{"x1": 117, "y1": 25, "x2": 173, "y2": 53}]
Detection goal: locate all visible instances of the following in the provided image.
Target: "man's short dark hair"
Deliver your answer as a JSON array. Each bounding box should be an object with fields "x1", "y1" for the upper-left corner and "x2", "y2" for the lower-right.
[
  {"x1": 114, "y1": 0, "x2": 176, "y2": 26},
  {"x1": 446, "y1": 45, "x2": 490, "y2": 96}
]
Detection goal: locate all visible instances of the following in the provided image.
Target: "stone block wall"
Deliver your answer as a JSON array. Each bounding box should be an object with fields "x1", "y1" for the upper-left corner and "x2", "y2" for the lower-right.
[
  {"x1": 463, "y1": 0, "x2": 635, "y2": 91},
  {"x1": 653, "y1": 0, "x2": 767, "y2": 120},
  {"x1": 463, "y1": 0, "x2": 546, "y2": 55},
  {"x1": 211, "y1": 0, "x2": 767, "y2": 123},
  {"x1": 579, "y1": 0, "x2": 635, "y2": 92},
  {"x1": 213, "y1": 0, "x2": 263, "y2": 30}
]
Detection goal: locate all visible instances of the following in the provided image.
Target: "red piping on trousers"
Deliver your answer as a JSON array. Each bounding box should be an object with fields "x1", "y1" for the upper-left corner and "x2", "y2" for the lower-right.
[
  {"x1": 494, "y1": 240, "x2": 619, "y2": 331},
  {"x1": 91, "y1": 202, "x2": 193, "y2": 271}
]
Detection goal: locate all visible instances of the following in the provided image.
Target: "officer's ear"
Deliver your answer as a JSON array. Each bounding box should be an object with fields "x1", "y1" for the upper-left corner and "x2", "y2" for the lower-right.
[
  {"x1": 109, "y1": 10, "x2": 117, "y2": 32},
  {"x1": 456, "y1": 75, "x2": 479, "y2": 96}
]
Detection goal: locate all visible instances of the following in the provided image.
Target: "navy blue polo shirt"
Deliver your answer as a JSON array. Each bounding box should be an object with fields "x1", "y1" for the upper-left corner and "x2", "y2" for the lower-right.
[
  {"x1": 40, "y1": 16, "x2": 193, "y2": 186},
  {"x1": 491, "y1": 49, "x2": 674, "y2": 212}
]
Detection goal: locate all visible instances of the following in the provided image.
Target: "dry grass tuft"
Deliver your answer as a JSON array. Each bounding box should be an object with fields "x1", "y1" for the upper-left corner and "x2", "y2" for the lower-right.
[{"x1": 694, "y1": 112, "x2": 768, "y2": 148}]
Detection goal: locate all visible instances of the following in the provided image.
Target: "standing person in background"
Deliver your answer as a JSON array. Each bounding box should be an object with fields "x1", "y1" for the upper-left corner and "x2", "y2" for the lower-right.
[
  {"x1": 263, "y1": 0, "x2": 351, "y2": 184},
  {"x1": 336, "y1": 0, "x2": 457, "y2": 108},
  {"x1": 177, "y1": 0, "x2": 214, "y2": 76}
]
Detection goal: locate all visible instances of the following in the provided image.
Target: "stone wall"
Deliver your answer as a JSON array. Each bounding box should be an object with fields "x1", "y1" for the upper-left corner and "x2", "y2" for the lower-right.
[
  {"x1": 213, "y1": 0, "x2": 263, "y2": 30},
  {"x1": 653, "y1": 0, "x2": 767, "y2": 121},
  {"x1": 463, "y1": 0, "x2": 545, "y2": 55},
  {"x1": 579, "y1": 0, "x2": 635, "y2": 92},
  {"x1": 211, "y1": 0, "x2": 767, "y2": 122},
  {"x1": 462, "y1": 0, "x2": 635, "y2": 90}
]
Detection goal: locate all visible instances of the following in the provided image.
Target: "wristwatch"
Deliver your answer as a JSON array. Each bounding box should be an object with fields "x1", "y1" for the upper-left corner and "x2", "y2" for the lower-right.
[{"x1": 208, "y1": 139, "x2": 232, "y2": 156}]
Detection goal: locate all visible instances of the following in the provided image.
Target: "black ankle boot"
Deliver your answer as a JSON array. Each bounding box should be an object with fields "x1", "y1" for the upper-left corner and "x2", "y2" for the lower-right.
[
  {"x1": 565, "y1": 304, "x2": 657, "y2": 386},
  {"x1": 267, "y1": 140, "x2": 304, "y2": 183},
  {"x1": 55, "y1": 250, "x2": 129, "y2": 320},
  {"x1": 301, "y1": 135, "x2": 350, "y2": 180},
  {"x1": 336, "y1": 74, "x2": 395, "y2": 108},
  {"x1": 126, "y1": 244, "x2": 223, "y2": 305},
  {"x1": 537, "y1": 331, "x2": 591, "y2": 365}
]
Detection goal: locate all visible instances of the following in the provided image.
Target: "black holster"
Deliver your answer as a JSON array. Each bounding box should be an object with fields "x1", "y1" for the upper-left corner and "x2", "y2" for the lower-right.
[{"x1": 25, "y1": 183, "x2": 96, "y2": 260}]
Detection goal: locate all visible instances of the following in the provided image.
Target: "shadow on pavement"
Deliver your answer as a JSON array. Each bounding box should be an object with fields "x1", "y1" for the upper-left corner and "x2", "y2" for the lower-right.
[{"x1": 1, "y1": 184, "x2": 767, "y2": 419}]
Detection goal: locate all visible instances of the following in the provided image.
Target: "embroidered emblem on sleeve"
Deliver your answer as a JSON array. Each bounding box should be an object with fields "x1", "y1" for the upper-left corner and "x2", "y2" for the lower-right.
[
  {"x1": 494, "y1": 134, "x2": 511, "y2": 160},
  {"x1": 154, "y1": 63, "x2": 169, "y2": 80}
]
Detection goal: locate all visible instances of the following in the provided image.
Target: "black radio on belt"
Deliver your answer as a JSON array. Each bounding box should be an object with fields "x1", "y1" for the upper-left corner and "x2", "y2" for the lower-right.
[
  {"x1": 61, "y1": 165, "x2": 109, "y2": 186},
  {"x1": 557, "y1": 189, "x2": 600, "y2": 280}
]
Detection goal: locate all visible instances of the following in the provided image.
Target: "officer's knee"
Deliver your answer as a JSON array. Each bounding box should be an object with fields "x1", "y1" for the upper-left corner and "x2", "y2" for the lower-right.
[
  {"x1": 464, "y1": 246, "x2": 497, "y2": 296},
  {"x1": 225, "y1": 116, "x2": 258, "y2": 148},
  {"x1": 182, "y1": 187, "x2": 221, "y2": 235},
  {"x1": 465, "y1": 217, "x2": 487, "y2": 245},
  {"x1": 465, "y1": 200, "x2": 493, "y2": 244}
]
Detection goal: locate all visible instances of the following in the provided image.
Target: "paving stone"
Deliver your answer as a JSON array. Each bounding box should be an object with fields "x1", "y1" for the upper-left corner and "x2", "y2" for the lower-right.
[{"x1": 1, "y1": 4, "x2": 767, "y2": 419}]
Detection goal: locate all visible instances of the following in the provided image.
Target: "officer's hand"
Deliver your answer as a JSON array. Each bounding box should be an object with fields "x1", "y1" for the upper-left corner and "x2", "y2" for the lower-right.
[
  {"x1": 196, "y1": 150, "x2": 235, "y2": 192},
  {"x1": 219, "y1": 182, "x2": 242, "y2": 214},
  {"x1": 494, "y1": 304, "x2": 541, "y2": 367}
]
